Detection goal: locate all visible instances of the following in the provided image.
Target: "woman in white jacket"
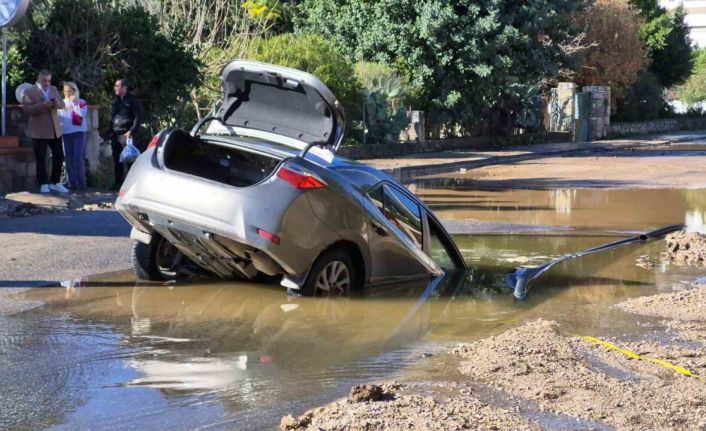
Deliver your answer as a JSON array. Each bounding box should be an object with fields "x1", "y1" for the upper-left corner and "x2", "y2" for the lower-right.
[{"x1": 58, "y1": 81, "x2": 89, "y2": 190}]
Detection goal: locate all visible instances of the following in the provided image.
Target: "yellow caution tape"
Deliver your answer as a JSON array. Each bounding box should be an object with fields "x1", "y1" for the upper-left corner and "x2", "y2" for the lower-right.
[{"x1": 580, "y1": 335, "x2": 704, "y2": 381}]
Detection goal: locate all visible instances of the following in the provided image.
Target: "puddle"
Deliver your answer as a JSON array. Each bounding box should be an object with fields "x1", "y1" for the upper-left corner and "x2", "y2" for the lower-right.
[{"x1": 2, "y1": 186, "x2": 706, "y2": 430}]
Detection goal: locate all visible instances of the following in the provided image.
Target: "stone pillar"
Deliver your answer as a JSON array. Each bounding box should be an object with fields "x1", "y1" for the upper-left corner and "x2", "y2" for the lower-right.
[
  {"x1": 581, "y1": 86, "x2": 611, "y2": 140},
  {"x1": 549, "y1": 83, "x2": 576, "y2": 132},
  {"x1": 400, "y1": 110, "x2": 425, "y2": 143}
]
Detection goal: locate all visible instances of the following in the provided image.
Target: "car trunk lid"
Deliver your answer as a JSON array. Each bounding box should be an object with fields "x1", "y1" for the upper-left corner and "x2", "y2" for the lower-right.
[{"x1": 210, "y1": 60, "x2": 345, "y2": 153}]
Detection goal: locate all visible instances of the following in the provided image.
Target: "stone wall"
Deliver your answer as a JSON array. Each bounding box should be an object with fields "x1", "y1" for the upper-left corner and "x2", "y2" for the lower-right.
[
  {"x1": 610, "y1": 117, "x2": 706, "y2": 136},
  {"x1": 336, "y1": 132, "x2": 570, "y2": 160}
]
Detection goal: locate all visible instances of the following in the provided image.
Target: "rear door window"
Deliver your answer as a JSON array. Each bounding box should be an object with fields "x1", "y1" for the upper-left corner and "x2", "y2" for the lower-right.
[
  {"x1": 372, "y1": 184, "x2": 423, "y2": 249},
  {"x1": 428, "y1": 217, "x2": 458, "y2": 269}
]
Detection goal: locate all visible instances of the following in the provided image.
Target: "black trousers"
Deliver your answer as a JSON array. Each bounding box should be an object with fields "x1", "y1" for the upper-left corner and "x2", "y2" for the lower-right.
[
  {"x1": 111, "y1": 132, "x2": 132, "y2": 186},
  {"x1": 33, "y1": 137, "x2": 64, "y2": 185}
]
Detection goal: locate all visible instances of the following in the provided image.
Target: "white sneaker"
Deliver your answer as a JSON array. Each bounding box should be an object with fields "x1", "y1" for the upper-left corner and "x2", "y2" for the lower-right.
[
  {"x1": 39, "y1": 184, "x2": 50, "y2": 194},
  {"x1": 49, "y1": 183, "x2": 69, "y2": 194}
]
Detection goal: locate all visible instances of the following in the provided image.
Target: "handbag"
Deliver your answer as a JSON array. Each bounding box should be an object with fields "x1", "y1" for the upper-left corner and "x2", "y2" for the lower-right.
[{"x1": 71, "y1": 110, "x2": 83, "y2": 126}]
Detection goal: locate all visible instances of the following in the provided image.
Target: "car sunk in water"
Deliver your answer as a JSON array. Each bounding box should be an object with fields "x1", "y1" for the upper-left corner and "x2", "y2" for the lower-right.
[{"x1": 115, "y1": 60, "x2": 466, "y2": 295}]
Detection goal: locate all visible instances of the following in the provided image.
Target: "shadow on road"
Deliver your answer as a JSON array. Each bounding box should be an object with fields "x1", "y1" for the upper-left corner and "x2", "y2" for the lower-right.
[{"x1": 0, "y1": 210, "x2": 130, "y2": 237}]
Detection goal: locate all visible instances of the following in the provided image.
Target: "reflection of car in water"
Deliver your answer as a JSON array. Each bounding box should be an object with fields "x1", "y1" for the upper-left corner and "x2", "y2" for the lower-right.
[
  {"x1": 115, "y1": 60, "x2": 466, "y2": 296},
  {"x1": 88, "y1": 271, "x2": 486, "y2": 395}
]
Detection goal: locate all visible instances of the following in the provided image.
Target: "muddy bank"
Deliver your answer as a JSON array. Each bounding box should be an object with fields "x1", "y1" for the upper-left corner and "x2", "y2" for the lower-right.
[
  {"x1": 285, "y1": 314, "x2": 706, "y2": 431},
  {"x1": 424, "y1": 148, "x2": 706, "y2": 189},
  {"x1": 454, "y1": 319, "x2": 706, "y2": 430},
  {"x1": 280, "y1": 381, "x2": 539, "y2": 431}
]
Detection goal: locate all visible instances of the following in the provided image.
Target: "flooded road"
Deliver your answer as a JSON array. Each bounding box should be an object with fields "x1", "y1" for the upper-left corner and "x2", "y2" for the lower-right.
[{"x1": 2, "y1": 186, "x2": 706, "y2": 430}]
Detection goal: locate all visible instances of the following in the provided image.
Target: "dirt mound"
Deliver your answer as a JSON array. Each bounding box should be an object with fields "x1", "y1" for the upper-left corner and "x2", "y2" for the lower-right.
[
  {"x1": 618, "y1": 284, "x2": 706, "y2": 322},
  {"x1": 453, "y1": 319, "x2": 706, "y2": 430},
  {"x1": 664, "y1": 231, "x2": 706, "y2": 265},
  {"x1": 280, "y1": 381, "x2": 538, "y2": 431}
]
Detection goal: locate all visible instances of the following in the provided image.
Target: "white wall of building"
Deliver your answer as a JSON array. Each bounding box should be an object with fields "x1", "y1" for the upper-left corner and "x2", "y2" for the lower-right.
[{"x1": 661, "y1": 0, "x2": 706, "y2": 47}]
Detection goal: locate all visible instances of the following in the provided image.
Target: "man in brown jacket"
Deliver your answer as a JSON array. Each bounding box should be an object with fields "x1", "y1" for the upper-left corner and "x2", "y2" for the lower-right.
[{"x1": 22, "y1": 69, "x2": 68, "y2": 194}]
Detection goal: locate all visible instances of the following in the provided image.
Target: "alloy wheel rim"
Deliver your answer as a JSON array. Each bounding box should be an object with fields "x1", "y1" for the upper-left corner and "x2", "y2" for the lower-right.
[{"x1": 314, "y1": 260, "x2": 351, "y2": 296}]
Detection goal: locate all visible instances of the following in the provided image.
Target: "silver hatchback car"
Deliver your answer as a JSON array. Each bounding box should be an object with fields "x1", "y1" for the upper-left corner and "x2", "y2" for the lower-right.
[{"x1": 116, "y1": 60, "x2": 466, "y2": 295}]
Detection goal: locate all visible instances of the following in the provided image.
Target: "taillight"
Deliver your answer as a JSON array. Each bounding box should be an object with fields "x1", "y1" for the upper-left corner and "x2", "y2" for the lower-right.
[
  {"x1": 277, "y1": 166, "x2": 326, "y2": 189},
  {"x1": 147, "y1": 132, "x2": 161, "y2": 149}
]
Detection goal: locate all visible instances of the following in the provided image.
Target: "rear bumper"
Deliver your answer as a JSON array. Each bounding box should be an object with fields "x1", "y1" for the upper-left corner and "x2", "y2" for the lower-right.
[{"x1": 116, "y1": 162, "x2": 338, "y2": 281}]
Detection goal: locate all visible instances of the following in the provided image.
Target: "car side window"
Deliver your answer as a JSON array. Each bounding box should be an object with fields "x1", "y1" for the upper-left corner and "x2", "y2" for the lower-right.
[
  {"x1": 380, "y1": 185, "x2": 423, "y2": 249},
  {"x1": 428, "y1": 216, "x2": 457, "y2": 269}
]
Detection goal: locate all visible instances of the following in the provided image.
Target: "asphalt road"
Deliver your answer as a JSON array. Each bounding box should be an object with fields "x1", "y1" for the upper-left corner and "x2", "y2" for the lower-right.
[{"x1": 0, "y1": 210, "x2": 132, "y2": 287}]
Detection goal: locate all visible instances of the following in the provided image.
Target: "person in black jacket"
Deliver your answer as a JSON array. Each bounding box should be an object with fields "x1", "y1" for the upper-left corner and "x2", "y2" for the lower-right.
[{"x1": 110, "y1": 79, "x2": 142, "y2": 190}]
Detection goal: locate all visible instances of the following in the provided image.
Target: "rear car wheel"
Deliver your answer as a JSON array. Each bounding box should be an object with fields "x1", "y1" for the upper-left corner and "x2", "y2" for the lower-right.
[
  {"x1": 132, "y1": 233, "x2": 180, "y2": 281},
  {"x1": 302, "y1": 249, "x2": 357, "y2": 297}
]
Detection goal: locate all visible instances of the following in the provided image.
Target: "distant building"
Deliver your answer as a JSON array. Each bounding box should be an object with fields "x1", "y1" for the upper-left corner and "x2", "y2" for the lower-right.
[{"x1": 661, "y1": 0, "x2": 706, "y2": 47}]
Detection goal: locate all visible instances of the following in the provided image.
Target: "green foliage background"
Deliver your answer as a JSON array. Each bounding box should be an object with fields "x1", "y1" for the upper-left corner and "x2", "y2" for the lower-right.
[
  {"x1": 296, "y1": 0, "x2": 587, "y2": 135},
  {"x1": 9, "y1": 0, "x2": 201, "y2": 134}
]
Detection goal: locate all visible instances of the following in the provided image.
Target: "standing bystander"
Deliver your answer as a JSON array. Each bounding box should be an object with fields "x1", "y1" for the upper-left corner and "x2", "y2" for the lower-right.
[
  {"x1": 110, "y1": 79, "x2": 141, "y2": 191},
  {"x1": 58, "y1": 81, "x2": 88, "y2": 190},
  {"x1": 22, "y1": 69, "x2": 68, "y2": 194}
]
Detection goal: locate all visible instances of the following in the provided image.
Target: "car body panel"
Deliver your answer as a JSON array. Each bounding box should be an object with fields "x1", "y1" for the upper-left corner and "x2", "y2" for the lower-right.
[{"x1": 115, "y1": 61, "x2": 465, "y2": 289}]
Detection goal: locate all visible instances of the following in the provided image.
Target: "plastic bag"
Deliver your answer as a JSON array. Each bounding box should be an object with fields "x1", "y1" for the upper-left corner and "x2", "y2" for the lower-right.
[{"x1": 119, "y1": 137, "x2": 140, "y2": 163}]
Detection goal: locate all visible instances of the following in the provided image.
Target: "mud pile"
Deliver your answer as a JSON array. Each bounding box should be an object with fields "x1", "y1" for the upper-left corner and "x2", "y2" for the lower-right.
[
  {"x1": 618, "y1": 283, "x2": 706, "y2": 343},
  {"x1": 280, "y1": 381, "x2": 538, "y2": 431},
  {"x1": 664, "y1": 231, "x2": 706, "y2": 265},
  {"x1": 454, "y1": 319, "x2": 706, "y2": 430}
]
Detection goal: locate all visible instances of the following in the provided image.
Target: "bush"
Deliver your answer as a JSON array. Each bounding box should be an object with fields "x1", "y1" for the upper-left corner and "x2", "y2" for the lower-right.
[
  {"x1": 613, "y1": 70, "x2": 670, "y2": 121},
  {"x1": 676, "y1": 49, "x2": 706, "y2": 109},
  {"x1": 15, "y1": 0, "x2": 202, "y2": 133}
]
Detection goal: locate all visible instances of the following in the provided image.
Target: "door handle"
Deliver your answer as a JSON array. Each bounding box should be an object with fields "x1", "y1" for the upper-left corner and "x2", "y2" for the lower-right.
[{"x1": 370, "y1": 219, "x2": 388, "y2": 236}]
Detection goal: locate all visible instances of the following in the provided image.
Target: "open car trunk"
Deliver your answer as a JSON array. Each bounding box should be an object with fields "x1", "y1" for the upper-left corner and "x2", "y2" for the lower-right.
[{"x1": 161, "y1": 130, "x2": 282, "y2": 188}]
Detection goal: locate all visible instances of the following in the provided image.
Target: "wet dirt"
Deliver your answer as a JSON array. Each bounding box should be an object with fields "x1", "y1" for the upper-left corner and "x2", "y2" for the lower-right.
[
  {"x1": 664, "y1": 231, "x2": 706, "y2": 266},
  {"x1": 3, "y1": 186, "x2": 706, "y2": 430},
  {"x1": 420, "y1": 147, "x2": 706, "y2": 190}
]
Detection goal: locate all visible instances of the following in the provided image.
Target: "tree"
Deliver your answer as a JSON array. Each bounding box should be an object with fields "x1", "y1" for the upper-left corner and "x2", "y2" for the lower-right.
[
  {"x1": 296, "y1": 0, "x2": 588, "y2": 136},
  {"x1": 573, "y1": 0, "x2": 649, "y2": 104},
  {"x1": 613, "y1": 70, "x2": 670, "y2": 121},
  {"x1": 632, "y1": 1, "x2": 692, "y2": 87},
  {"x1": 15, "y1": 0, "x2": 202, "y2": 132},
  {"x1": 141, "y1": 0, "x2": 275, "y2": 119},
  {"x1": 676, "y1": 49, "x2": 706, "y2": 109},
  {"x1": 247, "y1": 33, "x2": 364, "y2": 125}
]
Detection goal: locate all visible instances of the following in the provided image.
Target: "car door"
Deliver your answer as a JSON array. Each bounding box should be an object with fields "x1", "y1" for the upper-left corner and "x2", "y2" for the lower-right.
[{"x1": 365, "y1": 183, "x2": 442, "y2": 284}]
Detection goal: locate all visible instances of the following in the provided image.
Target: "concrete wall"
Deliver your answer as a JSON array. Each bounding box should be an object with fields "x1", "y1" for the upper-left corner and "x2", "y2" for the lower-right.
[
  {"x1": 610, "y1": 117, "x2": 706, "y2": 136},
  {"x1": 336, "y1": 132, "x2": 570, "y2": 160}
]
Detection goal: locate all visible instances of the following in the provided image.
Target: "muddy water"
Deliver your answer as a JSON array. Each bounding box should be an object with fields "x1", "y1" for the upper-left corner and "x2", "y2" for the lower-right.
[{"x1": 2, "y1": 187, "x2": 706, "y2": 430}]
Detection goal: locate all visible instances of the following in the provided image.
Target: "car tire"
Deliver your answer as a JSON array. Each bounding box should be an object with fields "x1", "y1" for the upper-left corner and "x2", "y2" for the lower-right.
[
  {"x1": 132, "y1": 234, "x2": 178, "y2": 281},
  {"x1": 302, "y1": 249, "x2": 357, "y2": 297}
]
